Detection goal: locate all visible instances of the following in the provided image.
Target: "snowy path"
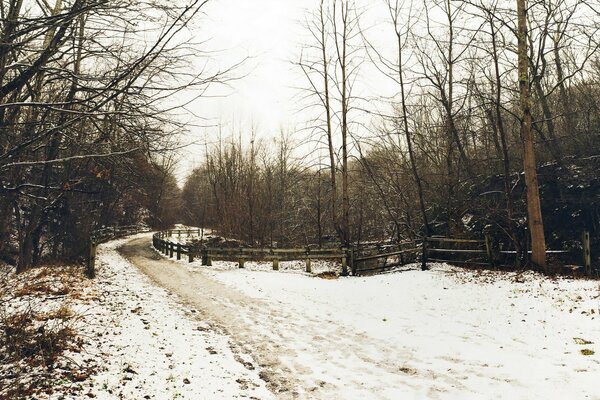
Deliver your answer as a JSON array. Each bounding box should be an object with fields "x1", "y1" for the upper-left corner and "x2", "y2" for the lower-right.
[
  {"x1": 87, "y1": 237, "x2": 274, "y2": 400},
  {"x1": 117, "y1": 235, "x2": 600, "y2": 400}
]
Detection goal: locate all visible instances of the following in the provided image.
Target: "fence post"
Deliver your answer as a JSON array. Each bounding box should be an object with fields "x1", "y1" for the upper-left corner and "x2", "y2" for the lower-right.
[
  {"x1": 177, "y1": 243, "x2": 181, "y2": 260},
  {"x1": 239, "y1": 258, "x2": 245, "y2": 268},
  {"x1": 273, "y1": 257, "x2": 279, "y2": 271},
  {"x1": 202, "y1": 249, "x2": 211, "y2": 266},
  {"x1": 305, "y1": 247, "x2": 311, "y2": 273},
  {"x1": 421, "y1": 237, "x2": 428, "y2": 270},
  {"x1": 86, "y1": 240, "x2": 97, "y2": 279},
  {"x1": 189, "y1": 249, "x2": 194, "y2": 263},
  {"x1": 341, "y1": 248, "x2": 348, "y2": 276},
  {"x1": 583, "y1": 230, "x2": 591, "y2": 275},
  {"x1": 485, "y1": 234, "x2": 495, "y2": 268},
  {"x1": 399, "y1": 242, "x2": 405, "y2": 265},
  {"x1": 169, "y1": 242, "x2": 174, "y2": 258}
]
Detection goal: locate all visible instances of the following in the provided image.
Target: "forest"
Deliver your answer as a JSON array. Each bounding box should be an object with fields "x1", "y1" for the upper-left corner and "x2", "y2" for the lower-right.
[
  {"x1": 1, "y1": 0, "x2": 599, "y2": 273},
  {"x1": 180, "y1": 0, "x2": 600, "y2": 272},
  {"x1": 1, "y1": 1, "x2": 600, "y2": 398}
]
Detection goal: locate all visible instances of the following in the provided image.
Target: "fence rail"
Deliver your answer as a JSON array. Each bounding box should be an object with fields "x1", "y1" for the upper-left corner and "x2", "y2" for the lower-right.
[
  {"x1": 152, "y1": 230, "x2": 350, "y2": 274},
  {"x1": 423, "y1": 236, "x2": 491, "y2": 267},
  {"x1": 151, "y1": 229, "x2": 597, "y2": 277},
  {"x1": 87, "y1": 225, "x2": 147, "y2": 278}
]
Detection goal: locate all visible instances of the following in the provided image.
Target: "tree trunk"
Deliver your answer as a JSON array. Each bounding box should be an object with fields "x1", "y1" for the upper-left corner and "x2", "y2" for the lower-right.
[
  {"x1": 320, "y1": 0, "x2": 339, "y2": 242},
  {"x1": 517, "y1": 0, "x2": 547, "y2": 270}
]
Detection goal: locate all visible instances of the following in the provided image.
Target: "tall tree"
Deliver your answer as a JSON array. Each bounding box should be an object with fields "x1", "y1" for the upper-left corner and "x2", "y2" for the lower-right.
[{"x1": 517, "y1": 0, "x2": 547, "y2": 269}]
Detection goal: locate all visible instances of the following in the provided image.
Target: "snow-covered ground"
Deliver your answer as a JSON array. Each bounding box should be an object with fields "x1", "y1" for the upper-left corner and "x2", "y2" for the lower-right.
[
  {"x1": 0, "y1": 235, "x2": 272, "y2": 399},
  {"x1": 152, "y1": 235, "x2": 600, "y2": 400},
  {"x1": 4, "y1": 234, "x2": 598, "y2": 399},
  {"x1": 80, "y1": 236, "x2": 274, "y2": 399}
]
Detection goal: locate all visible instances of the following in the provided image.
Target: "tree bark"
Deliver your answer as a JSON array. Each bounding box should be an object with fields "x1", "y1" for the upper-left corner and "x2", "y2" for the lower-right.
[{"x1": 517, "y1": 0, "x2": 547, "y2": 270}]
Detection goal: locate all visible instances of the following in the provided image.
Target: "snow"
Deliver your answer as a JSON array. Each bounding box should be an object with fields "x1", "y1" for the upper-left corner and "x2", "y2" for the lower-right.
[
  {"x1": 156, "y1": 240, "x2": 600, "y2": 399},
  {"x1": 6, "y1": 233, "x2": 598, "y2": 399},
  {"x1": 36, "y1": 235, "x2": 274, "y2": 400}
]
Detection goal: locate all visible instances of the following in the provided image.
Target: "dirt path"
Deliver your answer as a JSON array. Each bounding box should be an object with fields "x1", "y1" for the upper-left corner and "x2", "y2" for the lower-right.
[
  {"x1": 116, "y1": 237, "x2": 600, "y2": 400},
  {"x1": 117, "y1": 237, "x2": 437, "y2": 400},
  {"x1": 118, "y1": 237, "x2": 308, "y2": 398}
]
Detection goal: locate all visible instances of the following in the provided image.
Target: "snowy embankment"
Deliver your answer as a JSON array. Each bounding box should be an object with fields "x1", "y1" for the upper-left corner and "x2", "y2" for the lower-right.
[
  {"x1": 157, "y1": 238, "x2": 600, "y2": 400},
  {"x1": 0, "y1": 234, "x2": 273, "y2": 399}
]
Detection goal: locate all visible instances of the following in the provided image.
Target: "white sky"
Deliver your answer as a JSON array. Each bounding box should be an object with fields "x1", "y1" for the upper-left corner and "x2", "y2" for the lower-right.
[
  {"x1": 174, "y1": 0, "x2": 422, "y2": 182},
  {"x1": 175, "y1": 0, "x2": 316, "y2": 179}
]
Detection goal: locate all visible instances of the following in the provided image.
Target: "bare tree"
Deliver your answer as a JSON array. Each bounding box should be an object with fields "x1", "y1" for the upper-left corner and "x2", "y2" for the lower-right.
[
  {"x1": 0, "y1": 0, "x2": 227, "y2": 271},
  {"x1": 517, "y1": 0, "x2": 547, "y2": 270}
]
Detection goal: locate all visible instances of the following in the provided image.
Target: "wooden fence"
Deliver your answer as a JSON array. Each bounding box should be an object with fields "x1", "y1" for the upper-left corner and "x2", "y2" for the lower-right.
[
  {"x1": 423, "y1": 236, "x2": 493, "y2": 266},
  {"x1": 352, "y1": 241, "x2": 420, "y2": 275},
  {"x1": 152, "y1": 229, "x2": 597, "y2": 277},
  {"x1": 152, "y1": 229, "x2": 350, "y2": 274},
  {"x1": 87, "y1": 225, "x2": 147, "y2": 278}
]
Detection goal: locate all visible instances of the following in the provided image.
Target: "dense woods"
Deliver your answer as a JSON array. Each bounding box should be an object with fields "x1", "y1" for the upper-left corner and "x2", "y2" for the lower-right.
[
  {"x1": 182, "y1": 0, "x2": 600, "y2": 271},
  {"x1": 0, "y1": 0, "x2": 216, "y2": 270}
]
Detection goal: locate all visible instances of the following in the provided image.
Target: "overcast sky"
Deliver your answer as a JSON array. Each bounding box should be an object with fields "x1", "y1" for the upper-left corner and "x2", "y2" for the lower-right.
[
  {"x1": 174, "y1": 0, "x2": 417, "y2": 182},
  {"x1": 174, "y1": 0, "x2": 314, "y2": 179}
]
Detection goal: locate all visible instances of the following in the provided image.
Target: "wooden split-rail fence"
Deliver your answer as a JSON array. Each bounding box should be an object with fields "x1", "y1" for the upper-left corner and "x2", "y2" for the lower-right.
[
  {"x1": 153, "y1": 230, "x2": 597, "y2": 276},
  {"x1": 76, "y1": 226, "x2": 593, "y2": 277},
  {"x1": 153, "y1": 229, "x2": 351, "y2": 274},
  {"x1": 423, "y1": 236, "x2": 494, "y2": 266},
  {"x1": 87, "y1": 225, "x2": 147, "y2": 278}
]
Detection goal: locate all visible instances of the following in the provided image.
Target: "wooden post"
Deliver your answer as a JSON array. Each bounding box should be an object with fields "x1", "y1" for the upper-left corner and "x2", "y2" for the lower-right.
[
  {"x1": 583, "y1": 230, "x2": 591, "y2": 275},
  {"x1": 86, "y1": 241, "x2": 97, "y2": 279},
  {"x1": 177, "y1": 243, "x2": 181, "y2": 260},
  {"x1": 202, "y1": 249, "x2": 211, "y2": 266},
  {"x1": 189, "y1": 250, "x2": 194, "y2": 263},
  {"x1": 341, "y1": 249, "x2": 348, "y2": 276},
  {"x1": 169, "y1": 242, "x2": 174, "y2": 258},
  {"x1": 421, "y1": 237, "x2": 428, "y2": 270},
  {"x1": 399, "y1": 243, "x2": 405, "y2": 265},
  {"x1": 239, "y1": 258, "x2": 245, "y2": 268},
  {"x1": 305, "y1": 248, "x2": 311, "y2": 273},
  {"x1": 273, "y1": 258, "x2": 279, "y2": 271},
  {"x1": 485, "y1": 234, "x2": 495, "y2": 268}
]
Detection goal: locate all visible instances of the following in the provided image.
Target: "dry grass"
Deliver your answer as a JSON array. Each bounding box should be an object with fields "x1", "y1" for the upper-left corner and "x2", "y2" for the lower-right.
[
  {"x1": 315, "y1": 271, "x2": 339, "y2": 280},
  {"x1": 0, "y1": 263, "x2": 92, "y2": 399}
]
